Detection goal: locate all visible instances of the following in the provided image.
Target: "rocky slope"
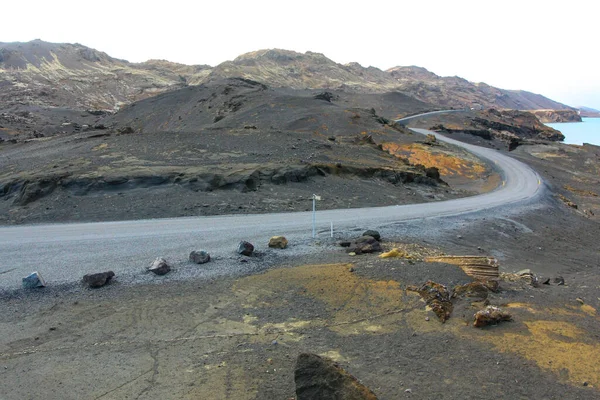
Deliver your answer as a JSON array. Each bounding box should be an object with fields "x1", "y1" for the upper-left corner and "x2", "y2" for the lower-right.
[
  {"x1": 0, "y1": 40, "x2": 211, "y2": 110},
  {"x1": 528, "y1": 109, "x2": 582, "y2": 123},
  {"x1": 406, "y1": 109, "x2": 565, "y2": 150},
  {"x1": 1, "y1": 41, "x2": 574, "y2": 114}
]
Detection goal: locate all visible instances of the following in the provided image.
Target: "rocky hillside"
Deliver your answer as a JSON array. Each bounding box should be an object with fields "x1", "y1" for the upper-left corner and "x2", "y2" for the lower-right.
[
  {"x1": 0, "y1": 40, "x2": 211, "y2": 110},
  {"x1": 405, "y1": 109, "x2": 565, "y2": 150},
  {"x1": 208, "y1": 49, "x2": 573, "y2": 111},
  {"x1": 0, "y1": 41, "x2": 574, "y2": 114},
  {"x1": 528, "y1": 109, "x2": 582, "y2": 123},
  {"x1": 387, "y1": 66, "x2": 574, "y2": 111},
  {"x1": 578, "y1": 106, "x2": 600, "y2": 118}
]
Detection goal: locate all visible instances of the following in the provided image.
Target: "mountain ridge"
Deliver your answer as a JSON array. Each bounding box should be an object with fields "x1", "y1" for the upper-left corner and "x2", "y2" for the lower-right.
[{"x1": 0, "y1": 40, "x2": 573, "y2": 112}]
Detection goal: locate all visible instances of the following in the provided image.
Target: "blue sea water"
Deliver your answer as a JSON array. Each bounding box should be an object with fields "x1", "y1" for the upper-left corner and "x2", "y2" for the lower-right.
[{"x1": 546, "y1": 118, "x2": 600, "y2": 146}]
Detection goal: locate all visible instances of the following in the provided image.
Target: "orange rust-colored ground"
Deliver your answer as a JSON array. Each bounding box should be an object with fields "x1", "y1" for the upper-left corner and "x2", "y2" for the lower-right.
[{"x1": 381, "y1": 142, "x2": 486, "y2": 179}]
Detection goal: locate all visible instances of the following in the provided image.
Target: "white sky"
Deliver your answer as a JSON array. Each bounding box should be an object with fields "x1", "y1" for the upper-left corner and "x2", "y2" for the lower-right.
[{"x1": 1, "y1": 0, "x2": 598, "y2": 109}]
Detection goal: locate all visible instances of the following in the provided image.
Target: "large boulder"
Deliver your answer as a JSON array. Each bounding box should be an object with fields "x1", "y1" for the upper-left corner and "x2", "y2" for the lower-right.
[
  {"x1": 82, "y1": 271, "x2": 115, "y2": 288},
  {"x1": 361, "y1": 230, "x2": 380, "y2": 241},
  {"x1": 268, "y1": 236, "x2": 288, "y2": 249},
  {"x1": 295, "y1": 353, "x2": 378, "y2": 400},
  {"x1": 237, "y1": 241, "x2": 254, "y2": 256},
  {"x1": 189, "y1": 250, "x2": 211, "y2": 264},
  {"x1": 22, "y1": 271, "x2": 46, "y2": 288},
  {"x1": 348, "y1": 236, "x2": 381, "y2": 254},
  {"x1": 148, "y1": 257, "x2": 171, "y2": 275}
]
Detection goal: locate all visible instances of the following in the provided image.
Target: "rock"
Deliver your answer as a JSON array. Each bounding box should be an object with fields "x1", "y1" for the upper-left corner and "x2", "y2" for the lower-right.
[
  {"x1": 82, "y1": 271, "x2": 115, "y2": 288},
  {"x1": 407, "y1": 281, "x2": 453, "y2": 323},
  {"x1": 148, "y1": 257, "x2": 171, "y2": 275},
  {"x1": 554, "y1": 276, "x2": 565, "y2": 285},
  {"x1": 379, "y1": 248, "x2": 410, "y2": 259},
  {"x1": 473, "y1": 306, "x2": 512, "y2": 328},
  {"x1": 268, "y1": 236, "x2": 288, "y2": 249},
  {"x1": 295, "y1": 353, "x2": 378, "y2": 400},
  {"x1": 517, "y1": 269, "x2": 539, "y2": 286},
  {"x1": 362, "y1": 230, "x2": 380, "y2": 241},
  {"x1": 118, "y1": 126, "x2": 134, "y2": 134},
  {"x1": 348, "y1": 236, "x2": 382, "y2": 254},
  {"x1": 452, "y1": 281, "x2": 489, "y2": 301},
  {"x1": 542, "y1": 278, "x2": 550, "y2": 285},
  {"x1": 189, "y1": 250, "x2": 210, "y2": 264},
  {"x1": 237, "y1": 241, "x2": 254, "y2": 256},
  {"x1": 22, "y1": 271, "x2": 46, "y2": 288},
  {"x1": 576, "y1": 298, "x2": 585, "y2": 305},
  {"x1": 339, "y1": 241, "x2": 352, "y2": 247},
  {"x1": 425, "y1": 166, "x2": 441, "y2": 180},
  {"x1": 313, "y1": 92, "x2": 337, "y2": 102}
]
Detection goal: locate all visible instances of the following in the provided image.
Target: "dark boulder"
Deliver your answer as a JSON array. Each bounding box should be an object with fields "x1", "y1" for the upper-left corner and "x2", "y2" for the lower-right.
[
  {"x1": 189, "y1": 250, "x2": 211, "y2": 264},
  {"x1": 425, "y1": 166, "x2": 441, "y2": 181},
  {"x1": 237, "y1": 241, "x2": 254, "y2": 256},
  {"x1": 362, "y1": 230, "x2": 380, "y2": 241},
  {"x1": 295, "y1": 353, "x2": 378, "y2": 400},
  {"x1": 148, "y1": 257, "x2": 171, "y2": 275},
  {"x1": 348, "y1": 236, "x2": 381, "y2": 254},
  {"x1": 314, "y1": 92, "x2": 337, "y2": 102},
  {"x1": 82, "y1": 271, "x2": 115, "y2": 288}
]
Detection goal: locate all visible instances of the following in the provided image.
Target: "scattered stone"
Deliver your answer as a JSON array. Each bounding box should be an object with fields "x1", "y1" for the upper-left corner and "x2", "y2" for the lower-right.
[
  {"x1": 295, "y1": 353, "x2": 378, "y2": 400},
  {"x1": 22, "y1": 271, "x2": 46, "y2": 288},
  {"x1": 237, "y1": 241, "x2": 254, "y2": 256},
  {"x1": 554, "y1": 276, "x2": 565, "y2": 285},
  {"x1": 349, "y1": 267, "x2": 355, "y2": 273},
  {"x1": 405, "y1": 389, "x2": 412, "y2": 393},
  {"x1": 348, "y1": 252, "x2": 357, "y2": 257},
  {"x1": 517, "y1": 269, "x2": 539, "y2": 286},
  {"x1": 148, "y1": 257, "x2": 172, "y2": 275},
  {"x1": 82, "y1": 271, "x2": 115, "y2": 288},
  {"x1": 117, "y1": 126, "x2": 134, "y2": 134},
  {"x1": 347, "y1": 236, "x2": 382, "y2": 255},
  {"x1": 542, "y1": 278, "x2": 550, "y2": 285},
  {"x1": 425, "y1": 317, "x2": 430, "y2": 321},
  {"x1": 362, "y1": 230, "x2": 381, "y2": 241},
  {"x1": 379, "y1": 248, "x2": 410, "y2": 259},
  {"x1": 268, "y1": 236, "x2": 288, "y2": 249},
  {"x1": 339, "y1": 241, "x2": 352, "y2": 248},
  {"x1": 244, "y1": 125, "x2": 257, "y2": 129},
  {"x1": 473, "y1": 306, "x2": 512, "y2": 328},
  {"x1": 576, "y1": 298, "x2": 585, "y2": 305},
  {"x1": 407, "y1": 281, "x2": 453, "y2": 323},
  {"x1": 313, "y1": 92, "x2": 337, "y2": 102},
  {"x1": 583, "y1": 382, "x2": 589, "y2": 387},
  {"x1": 189, "y1": 250, "x2": 210, "y2": 264}
]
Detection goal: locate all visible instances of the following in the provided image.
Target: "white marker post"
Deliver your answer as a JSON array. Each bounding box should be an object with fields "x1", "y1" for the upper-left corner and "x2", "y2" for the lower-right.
[{"x1": 312, "y1": 194, "x2": 321, "y2": 238}]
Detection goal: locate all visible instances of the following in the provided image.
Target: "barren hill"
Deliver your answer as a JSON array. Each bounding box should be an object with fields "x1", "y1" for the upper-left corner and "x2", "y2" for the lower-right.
[
  {"x1": 0, "y1": 41, "x2": 574, "y2": 114},
  {"x1": 0, "y1": 79, "x2": 494, "y2": 224},
  {"x1": 0, "y1": 40, "x2": 210, "y2": 110}
]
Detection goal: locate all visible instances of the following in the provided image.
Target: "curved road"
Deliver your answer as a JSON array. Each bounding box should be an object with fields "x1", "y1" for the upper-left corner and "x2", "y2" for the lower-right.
[{"x1": 0, "y1": 121, "x2": 543, "y2": 290}]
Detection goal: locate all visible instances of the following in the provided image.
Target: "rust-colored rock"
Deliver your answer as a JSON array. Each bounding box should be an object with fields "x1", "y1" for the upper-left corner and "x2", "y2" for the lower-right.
[
  {"x1": 407, "y1": 280, "x2": 453, "y2": 322},
  {"x1": 268, "y1": 236, "x2": 288, "y2": 249}
]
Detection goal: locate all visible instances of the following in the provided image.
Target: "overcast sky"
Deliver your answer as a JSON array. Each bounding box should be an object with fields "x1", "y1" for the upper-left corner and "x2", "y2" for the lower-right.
[{"x1": 2, "y1": 0, "x2": 598, "y2": 109}]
